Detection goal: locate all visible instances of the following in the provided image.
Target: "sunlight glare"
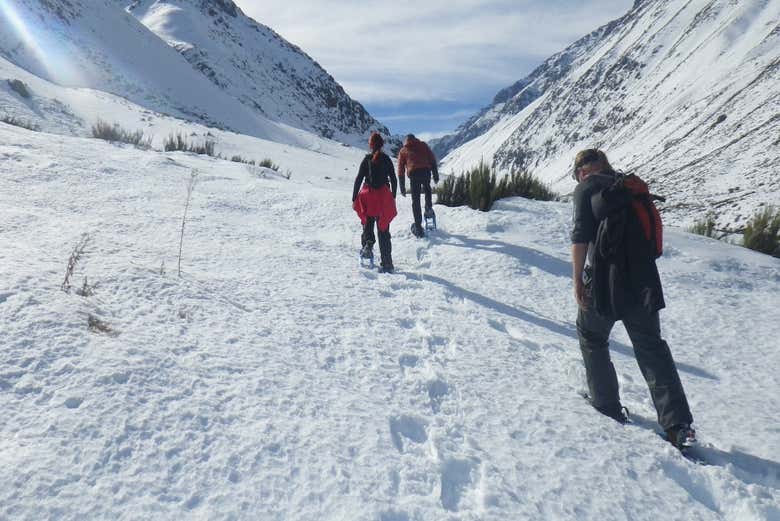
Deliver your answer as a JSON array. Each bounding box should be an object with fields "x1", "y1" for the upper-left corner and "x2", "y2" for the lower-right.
[{"x1": 0, "y1": 0, "x2": 85, "y2": 85}]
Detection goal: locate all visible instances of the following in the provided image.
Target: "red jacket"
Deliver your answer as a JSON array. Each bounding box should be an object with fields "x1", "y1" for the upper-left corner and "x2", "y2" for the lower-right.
[
  {"x1": 398, "y1": 138, "x2": 437, "y2": 178},
  {"x1": 353, "y1": 184, "x2": 397, "y2": 232}
]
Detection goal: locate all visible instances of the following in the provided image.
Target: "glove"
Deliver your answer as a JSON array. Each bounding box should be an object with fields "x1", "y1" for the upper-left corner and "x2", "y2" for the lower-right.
[
  {"x1": 433, "y1": 170, "x2": 439, "y2": 184},
  {"x1": 400, "y1": 179, "x2": 406, "y2": 197}
]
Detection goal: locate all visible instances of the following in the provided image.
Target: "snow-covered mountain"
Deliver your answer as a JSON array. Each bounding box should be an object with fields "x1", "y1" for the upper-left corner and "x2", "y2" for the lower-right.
[
  {"x1": 438, "y1": 0, "x2": 780, "y2": 228},
  {"x1": 121, "y1": 0, "x2": 395, "y2": 148},
  {"x1": 0, "y1": 0, "x2": 393, "y2": 148}
]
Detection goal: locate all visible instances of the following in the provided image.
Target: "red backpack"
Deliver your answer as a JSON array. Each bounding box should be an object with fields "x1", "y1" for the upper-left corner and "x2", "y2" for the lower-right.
[
  {"x1": 619, "y1": 174, "x2": 664, "y2": 258},
  {"x1": 591, "y1": 173, "x2": 665, "y2": 259}
]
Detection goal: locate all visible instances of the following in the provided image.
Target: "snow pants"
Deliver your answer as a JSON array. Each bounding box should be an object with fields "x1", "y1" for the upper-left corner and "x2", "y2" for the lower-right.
[
  {"x1": 362, "y1": 217, "x2": 392, "y2": 268},
  {"x1": 409, "y1": 169, "x2": 432, "y2": 227},
  {"x1": 576, "y1": 305, "x2": 693, "y2": 430}
]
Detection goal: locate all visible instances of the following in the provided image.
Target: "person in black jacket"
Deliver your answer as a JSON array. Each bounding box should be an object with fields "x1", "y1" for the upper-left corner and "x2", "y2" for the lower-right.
[
  {"x1": 352, "y1": 132, "x2": 398, "y2": 272},
  {"x1": 571, "y1": 148, "x2": 695, "y2": 449}
]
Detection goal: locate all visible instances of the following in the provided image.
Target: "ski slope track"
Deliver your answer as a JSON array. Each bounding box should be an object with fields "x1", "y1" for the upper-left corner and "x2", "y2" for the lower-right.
[
  {"x1": 437, "y1": 0, "x2": 780, "y2": 230},
  {"x1": 1, "y1": 122, "x2": 779, "y2": 520}
]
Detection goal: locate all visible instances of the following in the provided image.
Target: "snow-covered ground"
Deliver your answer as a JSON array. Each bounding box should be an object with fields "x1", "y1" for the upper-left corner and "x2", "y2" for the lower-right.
[{"x1": 1, "y1": 122, "x2": 779, "y2": 520}]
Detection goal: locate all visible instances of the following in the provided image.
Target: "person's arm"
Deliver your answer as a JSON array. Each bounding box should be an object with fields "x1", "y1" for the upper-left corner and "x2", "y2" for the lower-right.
[
  {"x1": 426, "y1": 144, "x2": 439, "y2": 183},
  {"x1": 352, "y1": 158, "x2": 367, "y2": 202},
  {"x1": 570, "y1": 180, "x2": 596, "y2": 308},
  {"x1": 572, "y1": 243, "x2": 589, "y2": 308},
  {"x1": 397, "y1": 150, "x2": 407, "y2": 196},
  {"x1": 386, "y1": 156, "x2": 398, "y2": 198}
]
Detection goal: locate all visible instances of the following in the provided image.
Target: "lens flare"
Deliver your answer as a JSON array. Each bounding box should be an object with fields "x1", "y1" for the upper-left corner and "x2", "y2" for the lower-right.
[{"x1": 0, "y1": 0, "x2": 84, "y2": 85}]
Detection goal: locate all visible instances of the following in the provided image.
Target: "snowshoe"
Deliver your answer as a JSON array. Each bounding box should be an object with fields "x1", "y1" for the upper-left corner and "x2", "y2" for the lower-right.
[
  {"x1": 665, "y1": 424, "x2": 697, "y2": 450},
  {"x1": 410, "y1": 223, "x2": 425, "y2": 238},
  {"x1": 359, "y1": 244, "x2": 374, "y2": 268},
  {"x1": 581, "y1": 392, "x2": 629, "y2": 424},
  {"x1": 424, "y1": 207, "x2": 437, "y2": 230},
  {"x1": 378, "y1": 264, "x2": 394, "y2": 274}
]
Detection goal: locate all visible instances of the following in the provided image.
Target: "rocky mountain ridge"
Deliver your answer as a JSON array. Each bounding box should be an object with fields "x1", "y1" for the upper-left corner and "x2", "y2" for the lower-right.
[{"x1": 438, "y1": 0, "x2": 780, "y2": 228}]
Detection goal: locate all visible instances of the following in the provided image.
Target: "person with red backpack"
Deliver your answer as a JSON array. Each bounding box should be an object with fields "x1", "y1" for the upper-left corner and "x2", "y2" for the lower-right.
[
  {"x1": 352, "y1": 132, "x2": 398, "y2": 273},
  {"x1": 570, "y1": 148, "x2": 695, "y2": 450},
  {"x1": 397, "y1": 134, "x2": 439, "y2": 237}
]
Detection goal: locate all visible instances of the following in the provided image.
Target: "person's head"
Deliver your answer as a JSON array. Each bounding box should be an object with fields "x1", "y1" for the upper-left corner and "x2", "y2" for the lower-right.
[
  {"x1": 573, "y1": 148, "x2": 614, "y2": 182},
  {"x1": 404, "y1": 134, "x2": 416, "y2": 145},
  {"x1": 369, "y1": 131, "x2": 384, "y2": 161}
]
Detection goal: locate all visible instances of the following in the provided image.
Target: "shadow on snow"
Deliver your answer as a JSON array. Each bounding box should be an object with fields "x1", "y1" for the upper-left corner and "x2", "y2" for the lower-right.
[{"x1": 402, "y1": 271, "x2": 718, "y2": 382}]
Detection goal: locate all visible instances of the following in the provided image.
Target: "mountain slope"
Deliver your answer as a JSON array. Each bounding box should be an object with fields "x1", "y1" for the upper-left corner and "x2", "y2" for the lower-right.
[
  {"x1": 1, "y1": 122, "x2": 779, "y2": 519},
  {"x1": 122, "y1": 0, "x2": 395, "y2": 148},
  {"x1": 0, "y1": 0, "x2": 394, "y2": 149},
  {"x1": 440, "y1": 0, "x2": 780, "y2": 228}
]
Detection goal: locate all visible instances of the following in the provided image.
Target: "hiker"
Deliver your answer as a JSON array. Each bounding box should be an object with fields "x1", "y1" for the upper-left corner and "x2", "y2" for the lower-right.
[
  {"x1": 570, "y1": 148, "x2": 695, "y2": 449},
  {"x1": 397, "y1": 134, "x2": 439, "y2": 237},
  {"x1": 352, "y1": 132, "x2": 398, "y2": 273}
]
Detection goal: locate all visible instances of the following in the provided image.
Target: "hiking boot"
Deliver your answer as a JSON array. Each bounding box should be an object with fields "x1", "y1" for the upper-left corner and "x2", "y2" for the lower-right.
[
  {"x1": 410, "y1": 223, "x2": 425, "y2": 238},
  {"x1": 424, "y1": 207, "x2": 435, "y2": 219},
  {"x1": 665, "y1": 424, "x2": 697, "y2": 450},
  {"x1": 594, "y1": 403, "x2": 630, "y2": 424},
  {"x1": 378, "y1": 263, "x2": 394, "y2": 274},
  {"x1": 360, "y1": 243, "x2": 374, "y2": 259}
]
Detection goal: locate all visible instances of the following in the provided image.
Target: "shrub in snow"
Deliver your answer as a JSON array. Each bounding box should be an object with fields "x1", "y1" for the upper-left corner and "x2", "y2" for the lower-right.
[
  {"x1": 259, "y1": 158, "x2": 280, "y2": 172},
  {"x1": 743, "y1": 206, "x2": 780, "y2": 257},
  {"x1": 61, "y1": 234, "x2": 91, "y2": 293},
  {"x1": 7, "y1": 79, "x2": 31, "y2": 98},
  {"x1": 493, "y1": 169, "x2": 557, "y2": 203},
  {"x1": 1, "y1": 115, "x2": 39, "y2": 131},
  {"x1": 437, "y1": 160, "x2": 556, "y2": 211},
  {"x1": 164, "y1": 133, "x2": 216, "y2": 157},
  {"x1": 178, "y1": 172, "x2": 198, "y2": 277},
  {"x1": 687, "y1": 213, "x2": 717, "y2": 238},
  {"x1": 92, "y1": 120, "x2": 152, "y2": 149},
  {"x1": 88, "y1": 314, "x2": 117, "y2": 336}
]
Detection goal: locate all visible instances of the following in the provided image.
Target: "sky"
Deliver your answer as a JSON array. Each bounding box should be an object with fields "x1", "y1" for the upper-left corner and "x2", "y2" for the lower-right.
[{"x1": 233, "y1": 0, "x2": 634, "y2": 139}]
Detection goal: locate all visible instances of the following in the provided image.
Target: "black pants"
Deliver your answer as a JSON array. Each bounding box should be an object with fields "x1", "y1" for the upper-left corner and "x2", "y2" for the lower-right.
[
  {"x1": 409, "y1": 170, "x2": 432, "y2": 227},
  {"x1": 576, "y1": 305, "x2": 693, "y2": 430},
  {"x1": 361, "y1": 217, "x2": 392, "y2": 267}
]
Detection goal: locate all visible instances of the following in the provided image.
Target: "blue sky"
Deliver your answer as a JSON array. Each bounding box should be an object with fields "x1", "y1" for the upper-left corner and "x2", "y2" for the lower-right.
[{"x1": 234, "y1": 1, "x2": 634, "y2": 139}]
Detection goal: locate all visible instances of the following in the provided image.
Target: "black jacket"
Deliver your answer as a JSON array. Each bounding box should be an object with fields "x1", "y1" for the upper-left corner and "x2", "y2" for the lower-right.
[{"x1": 352, "y1": 153, "x2": 397, "y2": 201}]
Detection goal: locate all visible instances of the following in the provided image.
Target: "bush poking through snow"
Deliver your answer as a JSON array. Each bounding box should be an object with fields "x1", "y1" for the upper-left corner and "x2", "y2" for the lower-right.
[
  {"x1": 178, "y1": 172, "x2": 198, "y2": 277},
  {"x1": 75, "y1": 276, "x2": 96, "y2": 297},
  {"x1": 437, "y1": 160, "x2": 556, "y2": 211},
  {"x1": 62, "y1": 234, "x2": 90, "y2": 293},
  {"x1": 164, "y1": 133, "x2": 216, "y2": 156},
  {"x1": 91, "y1": 120, "x2": 152, "y2": 149},
  {"x1": 687, "y1": 213, "x2": 718, "y2": 238},
  {"x1": 88, "y1": 314, "x2": 118, "y2": 336},
  {"x1": 743, "y1": 206, "x2": 780, "y2": 257},
  {"x1": 493, "y1": 169, "x2": 558, "y2": 203},
  {"x1": 7, "y1": 79, "x2": 31, "y2": 98},
  {"x1": 259, "y1": 158, "x2": 280, "y2": 172},
  {"x1": 1, "y1": 115, "x2": 40, "y2": 131},
  {"x1": 231, "y1": 155, "x2": 256, "y2": 165}
]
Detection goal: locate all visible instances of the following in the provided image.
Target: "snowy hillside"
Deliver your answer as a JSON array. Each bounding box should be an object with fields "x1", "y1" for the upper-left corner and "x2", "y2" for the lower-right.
[
  {"x1": 439, "y1": 0, "x2": 780, "y2": 229},
  {"x1": 2, "y1": 121, "x2": 779, "y2": 520},
  {"x1": 121, "y1": 0, "x2": 395, "y2": 148},
  {"x1": 0, "y1": 0, "x2": 392, "y2": 148}
]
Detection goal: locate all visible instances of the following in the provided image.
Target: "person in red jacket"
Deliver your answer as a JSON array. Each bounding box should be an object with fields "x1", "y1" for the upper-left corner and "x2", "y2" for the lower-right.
[
  {"x1": 352, "y1": 132, "x2": 398, "y2": 272},
  {"x1": 397, "y1": 134, "x2": 439, "y2": 237}
]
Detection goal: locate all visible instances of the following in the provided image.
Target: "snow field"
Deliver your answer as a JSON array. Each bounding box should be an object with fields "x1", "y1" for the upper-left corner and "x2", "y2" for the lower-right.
[{"x1": 1, "y1": 124, "x2": 779, "y2": 520}]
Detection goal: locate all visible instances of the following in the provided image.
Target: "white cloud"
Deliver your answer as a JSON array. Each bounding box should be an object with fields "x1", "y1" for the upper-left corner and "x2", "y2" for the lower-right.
[{"x1": 233, "y1": 0, "x2": 634, "y2": 128}]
